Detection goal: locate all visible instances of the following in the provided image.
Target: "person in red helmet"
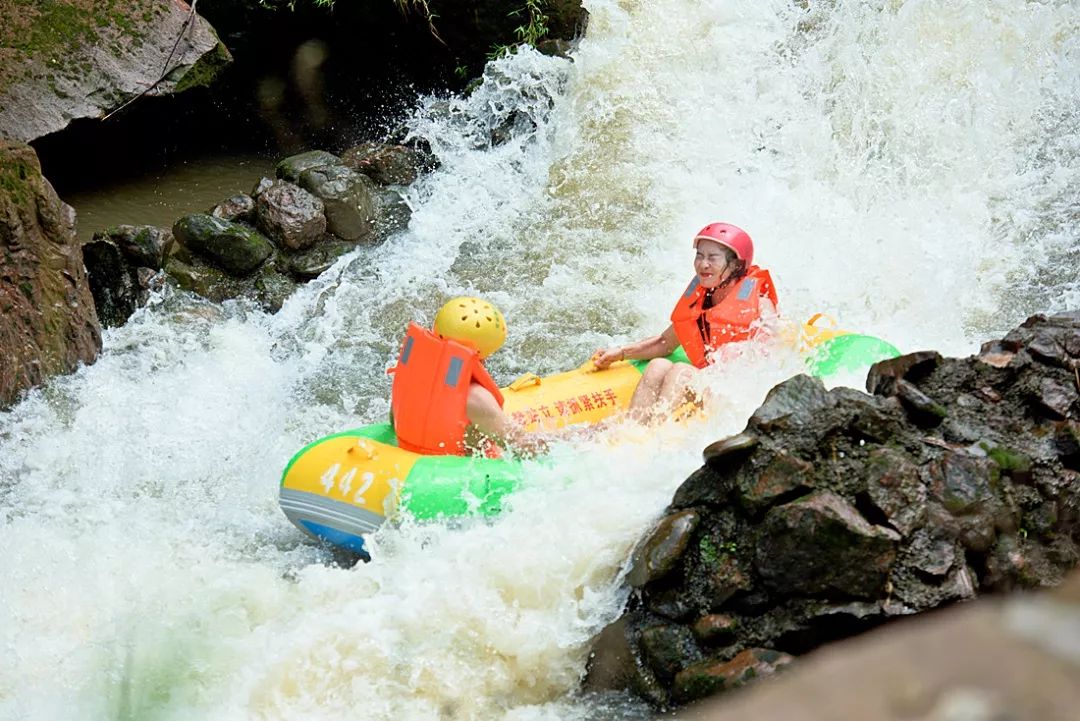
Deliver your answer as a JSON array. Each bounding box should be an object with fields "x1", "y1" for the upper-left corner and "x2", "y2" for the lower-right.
[{"x1": 592, "y1": 222, "x2": 778, "y2": 422}]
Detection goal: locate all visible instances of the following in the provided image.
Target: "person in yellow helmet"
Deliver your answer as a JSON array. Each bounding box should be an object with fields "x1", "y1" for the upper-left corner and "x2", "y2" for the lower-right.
[{"x1": 388, "y1": 297, "x2": 544, "y2": 457}]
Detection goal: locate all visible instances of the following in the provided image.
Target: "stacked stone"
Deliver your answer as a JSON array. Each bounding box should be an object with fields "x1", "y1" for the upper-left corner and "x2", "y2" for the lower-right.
[{"x1": 83, "y1": 144, "x2": 426, "y2": 324}]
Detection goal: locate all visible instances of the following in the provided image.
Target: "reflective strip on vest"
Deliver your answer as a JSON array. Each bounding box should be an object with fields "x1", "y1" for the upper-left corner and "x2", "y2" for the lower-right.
[
  {"x1": 683, "y1": 277, "x2": 701, "y2": 298},
  {"x1": 445, "y1": 356, "x2": 464, "y2": 387},
  {"x1": 737, "y1": 278, "x2": 757, "y2": 300},
  {"x1": 401, "y1": 335, "x2": 415, "y2": 365}
]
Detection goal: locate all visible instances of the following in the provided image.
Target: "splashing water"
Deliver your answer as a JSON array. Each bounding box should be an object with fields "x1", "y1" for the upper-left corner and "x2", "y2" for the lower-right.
[{"x1": 2, "y1": 1, "x2": 1078, "y2": 719}]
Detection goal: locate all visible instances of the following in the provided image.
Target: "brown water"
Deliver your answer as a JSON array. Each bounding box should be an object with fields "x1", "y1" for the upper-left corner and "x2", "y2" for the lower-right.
[{"x1": 63, "y1": 154, "x2": 274, "y2": 242}]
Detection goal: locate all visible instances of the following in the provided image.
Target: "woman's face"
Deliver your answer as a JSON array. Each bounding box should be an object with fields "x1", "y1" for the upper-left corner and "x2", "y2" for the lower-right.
[{"x1": 693, "y1": 238, "x2": 735, "y2": 289}]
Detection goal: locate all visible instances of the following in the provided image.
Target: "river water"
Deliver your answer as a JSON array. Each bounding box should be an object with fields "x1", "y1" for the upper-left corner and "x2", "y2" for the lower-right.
[{"x1": 2, "y1": 1, "x2": 1078, "y2": 719}]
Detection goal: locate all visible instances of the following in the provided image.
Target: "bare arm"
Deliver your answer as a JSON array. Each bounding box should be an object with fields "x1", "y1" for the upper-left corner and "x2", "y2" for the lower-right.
[
  {"x1": 465, "y1": 383, "x2": 548, "y2": 457},
  {"x1": 593, "y1": 324, "x2": 679, "y2": 369}
]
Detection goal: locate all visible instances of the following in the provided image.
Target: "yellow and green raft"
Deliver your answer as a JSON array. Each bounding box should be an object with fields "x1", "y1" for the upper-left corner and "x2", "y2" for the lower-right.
[{"x1": 279, "y1": 317, "x2": 899, "y2": 555}]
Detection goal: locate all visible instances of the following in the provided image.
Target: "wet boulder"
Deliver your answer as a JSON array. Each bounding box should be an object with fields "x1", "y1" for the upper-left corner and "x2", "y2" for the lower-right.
[
  {"x1": 755, "y1": 492, "x2": 900, "y2": 598},
  {"x1": 97, "y1": 224, "x2": 173, "y2": 270},
  {"x1": 82, "y1": 238, "x2": 146, "y2": 328},
  {"x1": 640, "y1": 624, "x2": 703, "y2": 681},
  {"x1": 209, "y1": 194, "x2": 256, "y2": 223},
  {"x1": 340, "y1": 142, "x2": 431, "y2": 186},
  {"x1": 172, "y1": 213, "x2": 274, "y2": 275},
  {"x1": 863, "y1": 447, "x2": 926, "y2": 535},
  {"x1": 164, "y1": 252, "x2": 297, "y2": 313},
  {"x1": 627, "y1": 510, "x2": 700, "y2": 588},
  {"x1": 251, "y1": 176, "x2": 275, "y2": 198},
  {"x1": 284, "y1": 239, "x2": 362, "y2": 280},
  {"x1": 297, "y1": 164, "x2": 376, "y2": 241},
  {"x1": 275, "y1": 150, "x2": 342, "y2": 183},
  {"x1": 82, "y1": 225, "x2": 173, "y2": 327},
  {"x1": 372, "y1": 187, "x2": 412, "y2": 240},
  {"x1": 253, "y1": 181, "x2": 326, "y2": 251}
]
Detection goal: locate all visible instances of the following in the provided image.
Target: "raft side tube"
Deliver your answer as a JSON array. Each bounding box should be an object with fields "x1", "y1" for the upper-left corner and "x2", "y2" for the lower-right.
[{"x1": 806, "y1": 333, "x2": 901, "y2": 377}]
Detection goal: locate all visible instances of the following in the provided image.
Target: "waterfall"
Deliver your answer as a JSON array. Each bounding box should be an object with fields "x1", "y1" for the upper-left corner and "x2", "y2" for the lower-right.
[{"x1": 2, "y1": 1, "x2": 1077, "y2": 719}]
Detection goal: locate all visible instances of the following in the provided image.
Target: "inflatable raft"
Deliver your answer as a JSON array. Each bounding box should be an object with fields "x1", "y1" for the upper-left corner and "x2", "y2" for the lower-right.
[{"x1": 279, "y1": 318, "x2": 899, "y2": 555}]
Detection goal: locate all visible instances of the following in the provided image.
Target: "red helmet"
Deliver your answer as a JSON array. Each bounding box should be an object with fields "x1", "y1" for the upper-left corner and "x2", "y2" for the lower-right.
[{"x1": 693, "y1": 222, "x2": 754, "y2": 266}]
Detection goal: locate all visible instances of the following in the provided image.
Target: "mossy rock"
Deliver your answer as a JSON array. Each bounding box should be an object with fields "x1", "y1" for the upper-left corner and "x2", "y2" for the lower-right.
[{"x1": 172, "y1": 213, "x2": 273, "y2": 276}]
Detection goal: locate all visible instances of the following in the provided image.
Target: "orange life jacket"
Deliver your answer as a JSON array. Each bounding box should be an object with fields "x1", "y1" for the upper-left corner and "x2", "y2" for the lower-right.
[
  {"x1": 388, "y1": 322, "x2": 505, "y2": 456},
  {"x1": 670, "y1": 266, "x2": 778, "y2": 368}
]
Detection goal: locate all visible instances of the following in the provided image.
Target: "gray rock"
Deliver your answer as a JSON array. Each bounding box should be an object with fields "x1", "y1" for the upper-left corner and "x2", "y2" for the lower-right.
[
  {"x1": 673, "y1": 466, "x2": 736, "y2": 509},
  {"x1": 163, "y1": 254, "x2": 296, "y2": 313},
  {"x1": 866, "y1": 351, "x2": 943, "y2": 396},
  {"x1": 754, "y1": 491, "x2": 900, "y2": 598},
  {"x1": 297, "y1": 164, "x2": 376, "y2": 241},
  {"x1": 0, "y1": 3, "x2": 231, "y2": 143},
  {"x1": 253, "y1": 181, "x2": 327, "y2": 251},
  {"x1": 209, "y1": 194, "x2": 256, "y2": 223},
  {"x1": 82, "y1": 238, "x2": 145, "y2": 328},
  {"x1": 702, "y1": 432, "x2": 759, "y2": 468},
  {"x1": 340, "y1": 142, "x2": 428, "y2": 185},
  {"x1": 92, "y1": 225, "x2": 173, "y2": 270},
  {"x1": 275, "y1": 150, "x2": 342, "y2": 183},
  {"x1": 1038, "y1": 378, "x2": 1076, "y2": 418},
  {"x1": 640, "y1": 625, "x2": 703, "y2": 680},
  {"x1": 895, "y1": 379, "x2": 948, "y2": 426},
  {"x1": 372, "y1": 187, "x2": 413, "y2": 240},
  {"x1": 251, "y1": 176, "x2": 275, "y2": 198},
  {"x1": 750, "y1": 374, "x2": 836, "y2": 432},
  {"x1": 906, "y1": 529, "x2": 958, "y2": 577},
  {"x1": 285, "y1": 239, "x2": 361, "y2": 280},
  {"x1": 864, "y1": 447, "x2": 926, "y2": 535},
  {"x1": 737, "y1": 451, "x2": 814, "y2": 514},
  {"x1": 583, "y1": 617, "x2": 669, "y2": 708}
]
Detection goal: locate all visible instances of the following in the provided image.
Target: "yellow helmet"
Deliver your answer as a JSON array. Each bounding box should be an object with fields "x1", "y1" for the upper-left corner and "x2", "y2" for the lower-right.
[{"x1": 433, "y1": 297, "x2": 507, "y2": 359}]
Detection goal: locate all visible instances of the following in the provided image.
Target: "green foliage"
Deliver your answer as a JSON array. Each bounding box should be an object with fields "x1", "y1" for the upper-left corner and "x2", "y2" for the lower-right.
[
  {"x1": 0, "y1": 155, "x2": 34, "y2": 207},
  {"x1": 487, "y1": 0, "x2": 551, "y2": 60},
  {"x1": 257, "y1": 0, "x2": 335, "y2": 9},
  {"x1": 698, "y1": 536, "x2": 737, "y2": 566},
  {"x1": 172, "y1": 40, "x2": 232, "y2": 93},
  {"x1": 267, "y1": 0, "x2": 442, "y2": 39},
  {"x1": 510, "y1": 0, "x2": 549, "y2": 46}
]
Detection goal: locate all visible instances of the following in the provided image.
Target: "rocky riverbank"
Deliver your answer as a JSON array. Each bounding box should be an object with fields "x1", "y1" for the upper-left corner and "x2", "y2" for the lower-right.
[
  {"x1": 0, "y1": 141, "x2": 100, "y2": 408},
  {"x1": 82, "y1": 144, "x2": 427, "y2": 325},
  {"x1": 586, "y1": 311, "x2": 1080, "y2": 709}
]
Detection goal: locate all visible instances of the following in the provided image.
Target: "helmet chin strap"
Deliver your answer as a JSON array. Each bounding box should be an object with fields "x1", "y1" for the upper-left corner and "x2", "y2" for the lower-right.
[{"x1": 711, "y1": 266, "x2": 734, "y2": 294}]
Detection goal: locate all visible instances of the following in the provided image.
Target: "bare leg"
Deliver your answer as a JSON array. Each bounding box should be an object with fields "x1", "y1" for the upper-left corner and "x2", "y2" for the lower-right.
[
  {"x1": 628, "y1": 358, "x2": 673, "y2": 421},
  {"x1": 657, "y1": 364, "x2": 702, "y2": 420},
  {"x1": 657, "y1": 363, "x2": 697, "y2": 408},
  {"x1": 628, "y1": 360, "x2": 701, "y2": 424}
]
